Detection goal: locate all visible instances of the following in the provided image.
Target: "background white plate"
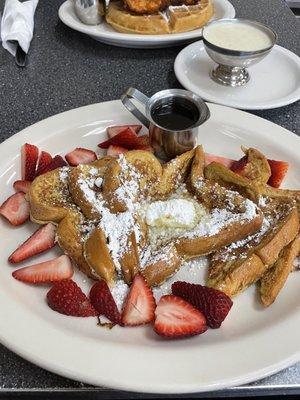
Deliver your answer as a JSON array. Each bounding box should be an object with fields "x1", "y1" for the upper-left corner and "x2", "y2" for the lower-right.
[
  {"x1": 0, "y1": 101, "x2": 300, "y2": 394},
  {"x1": 175, "y1": 41, "x2": 300, "y2": 109},
  {"x1": 58, "y1": 0, "x2": 235, "y2": 48}
]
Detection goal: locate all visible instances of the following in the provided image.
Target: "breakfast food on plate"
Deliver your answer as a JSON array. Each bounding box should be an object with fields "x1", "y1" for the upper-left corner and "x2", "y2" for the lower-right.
[
  {"x1": 1, "y1": 123, "x2": 299, "y2": 340},
  {"x1": 105, "y1": 0, "x2": 214, "y2": 35},
  {"x1": 208, "y1": 201, "x2": 299, "y2": 297}
]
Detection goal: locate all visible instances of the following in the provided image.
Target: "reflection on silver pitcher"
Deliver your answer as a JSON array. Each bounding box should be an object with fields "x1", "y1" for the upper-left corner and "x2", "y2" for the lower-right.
[{"x1": 121, "y1": 87, "x2": 210, "y2": 160}]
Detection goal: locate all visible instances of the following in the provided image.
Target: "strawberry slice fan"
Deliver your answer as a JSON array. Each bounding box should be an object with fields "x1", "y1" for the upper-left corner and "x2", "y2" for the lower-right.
[{"x1": 0, "y1": 124, "x2": 293, "y2": 341}]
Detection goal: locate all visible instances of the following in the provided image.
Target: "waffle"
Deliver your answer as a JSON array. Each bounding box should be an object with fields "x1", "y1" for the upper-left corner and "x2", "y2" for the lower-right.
[{"x1": 105, "y1": 0, "x2": 214, "y2": 35}]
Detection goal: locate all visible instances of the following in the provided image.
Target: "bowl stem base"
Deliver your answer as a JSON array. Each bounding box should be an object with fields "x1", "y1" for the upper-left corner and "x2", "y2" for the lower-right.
[{"x1": 210, "y1": 64, "x2": 250, "y2": 87}]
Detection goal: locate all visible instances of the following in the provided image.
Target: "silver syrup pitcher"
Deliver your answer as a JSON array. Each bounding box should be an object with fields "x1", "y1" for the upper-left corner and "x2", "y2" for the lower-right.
[{"x1": 121, "y1": 87, "x2": 210, "y2": 160}]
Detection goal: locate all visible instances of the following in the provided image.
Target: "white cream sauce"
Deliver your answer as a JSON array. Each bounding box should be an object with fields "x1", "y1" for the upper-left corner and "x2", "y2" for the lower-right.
[{"x1": 204, "y1": 22, "x2": 273, "y2": 52}]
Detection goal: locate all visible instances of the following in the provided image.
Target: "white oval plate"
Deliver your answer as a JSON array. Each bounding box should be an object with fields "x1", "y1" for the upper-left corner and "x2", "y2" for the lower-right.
[
  {"x1": 175, "y1": 41, "x2": 300, "y2": 109},
  {"x1": 58, "y1": 0, "x2": 235, "y2": 49},
  {"x1": 0, "y1": 101, "x2": 300, "y2": 394}
]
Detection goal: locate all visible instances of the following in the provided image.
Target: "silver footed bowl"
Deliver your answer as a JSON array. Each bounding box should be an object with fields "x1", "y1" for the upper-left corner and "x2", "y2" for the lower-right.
[{"x1": 202, "y1": 18, "x2": 277, "y2": 87}]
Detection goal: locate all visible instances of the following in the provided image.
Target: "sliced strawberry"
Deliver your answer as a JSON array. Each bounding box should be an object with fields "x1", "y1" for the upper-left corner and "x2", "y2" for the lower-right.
[
  {"x1": 107, "y1": 145, "x2": 128, "y2": 157},
  {"x1": 230, "y1": 155, "x2": 248, "y2": 174},
  {"x1": 205, "y1": 153, "x2": 235, "y2": 168},
  {"x1": 122, "y1": 274, "x2": 155, "y2": 326},
  {"x1": 36, "y1": 151, "x2": 53, "y2": 176},
  {"x1": 13, "y1": 180, "x2": 31, "y2": 193},
  {"x1": 21, "y1": 143, "x2": 39, "y2": 181},
  {"x1": 0, "y1": 192, "x2": 29, "y2": 226},
  {"x1": 9, "y1": 223, "x2": 56, "y2": 263},
  {"x1": 46, "y1": 155, "x2": 67, "y2": 172},
  {"x1": 12, "y1": 255, "x2": 73, "y2": 284},
  {"x1": 90, "y1": 281, "x2": 122, "y2": 325},
  {"x1": 98, "y1": 127, "x2": 141, "y2": 150},
  {"x1": 107, "y1": 125, "x2": 142, "y2": 139},
  {"x1": 172, "y1": 282, "x2": 233, "y2": 329},
  {"x1": 267, "y1": 159, "x2": 289, "y2": 188},
  {"x1": 154, "y1": 295, "x2": 207, "y2": 339},
  {"x1": 47, "y1": 279, "x2": 98, "y2": 317},
  {"x1": 65, "y1": 148, "x2": 97, "y2": 167}
]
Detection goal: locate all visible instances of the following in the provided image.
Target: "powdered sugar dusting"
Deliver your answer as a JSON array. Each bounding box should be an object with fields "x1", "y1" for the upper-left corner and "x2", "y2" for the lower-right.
[
  {"x1": 140, "y1": 243, "x2": 177, "y2": 270},
  {"x1": 59, "y1": 167, "x2": 70, "y2": 183},
  {"x1": 76, "y1": 162, "x2": 141, "y2": 271},
  {"x1": 183, "y1": 198, "x2": 258, "y2": 239},
  {"x1": 115, "y1": 155, "x2": 141, "y2": 212},
  {"x1": 110, "y1": 280, "x2": 129, "y2": 311},
  {"x1": 258, "y1": 196, "x2": 267, "y2": 207}
]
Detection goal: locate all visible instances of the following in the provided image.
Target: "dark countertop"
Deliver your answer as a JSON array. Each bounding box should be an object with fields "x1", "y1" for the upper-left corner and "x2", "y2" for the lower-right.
[{"x1": 0, "y1": 0, "x2": 299, "y2": 397}]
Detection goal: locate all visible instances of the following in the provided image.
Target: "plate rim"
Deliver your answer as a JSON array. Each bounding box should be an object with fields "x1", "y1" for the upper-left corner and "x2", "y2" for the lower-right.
[
  {"x1": 174, "y1": 41, "x2": 300, "y2": 110},
  {"x1": 0, "y1": 100, "x2": 300, "y2": 394},
  {"x1": 58, "y1": 0, "x2": 235, "y2": 46}
]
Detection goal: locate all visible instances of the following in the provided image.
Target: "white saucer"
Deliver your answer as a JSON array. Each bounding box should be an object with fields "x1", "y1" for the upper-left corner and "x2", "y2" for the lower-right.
[
  {"x1": 174, "y1": 41, "x2": 300, "y2": 110},
  {"x1": 58, "y1": 0, "x2": 235, "y2": 49}
]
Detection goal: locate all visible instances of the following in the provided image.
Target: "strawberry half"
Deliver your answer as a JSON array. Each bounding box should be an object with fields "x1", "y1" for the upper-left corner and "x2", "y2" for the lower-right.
[
  {"x1": 47, "y1": 279, "x2": 98, "y2": 317},
  {"x1": 172, "y1": 282, "x2": 233, "y2": 329},
  {"x1": 21, "y1": 143, "x2": 39, "y2": 181},
  {"x1": 12, "y1": 255, "x2": 73, "y2": 284},
  {"x1": 0, "y1": 192, "x2": 30, "y2": 226},
  {"x1": 154, "y1": 295, "x2": 207, "y2": 339},
  {"x1": 205, "y1": 153, "x2": 235, "y2": 168},
  {"x1": 90, "y1": 281, "x2": 122, "y2": 325},
  {"x1": 46, "y1": 155, "x2": 67, "y2": 172},
  {"x1": 13, "y1": 180, "x2": 31, "y2": 193},
  {"x1": 9, "y1": 223, "x2": 56, "y2": 263},
  {"x1": 107, "y1": 125, "x2": 142, "y2": 139},
  {"x1": 36, "y1": 151, "x2": 53, "y2": 176},
  {"x1": 98, "y1": 127, "x2": 141, "y2": 150},
  {"x1": 267, "y1": 159, "x2": 289, "y2": 188},
  {"x1": 107, "y1": 145, "x2": 128, "y2": 157},
  {"x1": 65, "y1": 148, "x2": 97, "y2": 167},
  {"x1": 122, "y1": 274, "x2": 155, "y2": 326}
]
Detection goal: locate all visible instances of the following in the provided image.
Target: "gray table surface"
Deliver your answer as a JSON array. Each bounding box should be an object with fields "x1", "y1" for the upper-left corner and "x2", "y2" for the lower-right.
[{"x1": 0, "y1": 0, "x2": 299, "y2": 397}]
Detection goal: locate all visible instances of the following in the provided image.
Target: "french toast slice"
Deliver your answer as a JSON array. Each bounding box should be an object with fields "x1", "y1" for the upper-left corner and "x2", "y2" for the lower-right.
[
  {"x1": 69, "y1": 157, "x2": 112, "y2": 220},
  {"x1": 232, "y1": 147, "x2": 271, "y2": 184},
  {"x1": 156, "y1": 148, "x2": 195, "y2": 198},
  {"x1": 175, "y1": 145, "x2": 263, "y2": 257},
  {"x1": 29, "y1": 167, "x2": 74, "y2": 223},
  {"x1": 208, "y1": 201, "x2": 299, "y2": 297},
  {"x1": 141, "y1": 244, "x2": 181, "y2": 287},
  {"x1": 260, "y1": 234, "x2": 300, "y2": 307},
  {"x1": 102, "y1": 150, "x2": 163, "y2": 213},
  {"x1": 56, "y1": 210, "x2": 96, "y2": 278},
  {"x1": 84, "y1": 227, "x2": 141, "y2": 285},
  {"x1": 205, "y1": 162, "x2": 300, "y2": 212},
  {"x1": 84, "y1": 227, "x2": 117, "y2": 284},
  {"x1": 28, "y1": 167, "x2": 97, "y2": 278}
]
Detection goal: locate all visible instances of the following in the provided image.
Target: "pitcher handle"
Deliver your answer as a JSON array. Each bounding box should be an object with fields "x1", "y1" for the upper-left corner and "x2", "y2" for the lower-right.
[{"x1": 121, "y1": 87, "x2": 151, "y2": 129}]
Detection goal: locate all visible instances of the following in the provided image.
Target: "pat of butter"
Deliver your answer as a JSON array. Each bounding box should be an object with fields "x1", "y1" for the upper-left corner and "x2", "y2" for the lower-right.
[{"x1": 146, "y1": 199, "x2": 198, "y2": 229}]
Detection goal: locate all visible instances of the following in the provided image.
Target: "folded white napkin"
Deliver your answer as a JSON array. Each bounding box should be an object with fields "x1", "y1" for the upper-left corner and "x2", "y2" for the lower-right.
[{"x1": 1, "y1": 0, "x2": 39, "y2": 56}]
